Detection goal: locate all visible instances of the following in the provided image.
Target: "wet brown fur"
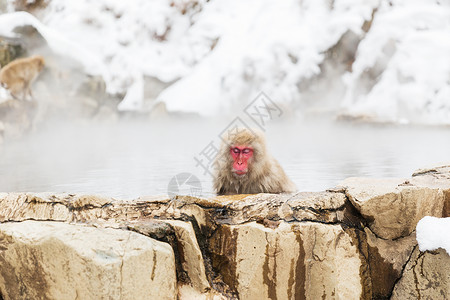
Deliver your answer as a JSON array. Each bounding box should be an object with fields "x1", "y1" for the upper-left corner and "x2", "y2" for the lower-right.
[
  {"x1": 0, "y1": 55, "x2": 45, "y2": 100},
  {"x1": 213, "y1": 128, "x2": 297, "y2": 195}
]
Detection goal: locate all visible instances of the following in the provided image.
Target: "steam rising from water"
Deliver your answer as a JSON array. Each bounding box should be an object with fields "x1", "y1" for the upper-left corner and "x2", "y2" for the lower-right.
[{"x1": 0, "y1": 118, "x2": 448, "y2": 199}]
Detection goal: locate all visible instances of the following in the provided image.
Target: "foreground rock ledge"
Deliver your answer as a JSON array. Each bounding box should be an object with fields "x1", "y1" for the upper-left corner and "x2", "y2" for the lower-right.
[
  {"x1": 0, "y1": 165, "x2": 449, "y2": 299},
  {"x1": 0, "y1": 221, "x2": 176, "y2": 300}
]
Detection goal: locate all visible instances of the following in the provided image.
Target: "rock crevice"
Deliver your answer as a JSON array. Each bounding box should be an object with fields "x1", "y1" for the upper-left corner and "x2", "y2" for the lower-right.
[{"x1": 0, "y1": 165, "x2": 449, "y2": 299}]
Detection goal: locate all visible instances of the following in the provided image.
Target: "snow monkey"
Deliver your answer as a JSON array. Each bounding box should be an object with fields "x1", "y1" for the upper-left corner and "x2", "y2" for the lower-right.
[
  {"x1": 213, "y1": 128, "x2": 297, "y2": 195},
  {"x1": 0, "y1": 55, "x2": 45, "y2": 101}
]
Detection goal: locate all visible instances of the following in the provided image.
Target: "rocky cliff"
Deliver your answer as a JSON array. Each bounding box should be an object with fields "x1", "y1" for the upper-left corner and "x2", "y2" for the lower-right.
[{"x1": 0, "y1": 165, "x2": 449, "y2": 299}]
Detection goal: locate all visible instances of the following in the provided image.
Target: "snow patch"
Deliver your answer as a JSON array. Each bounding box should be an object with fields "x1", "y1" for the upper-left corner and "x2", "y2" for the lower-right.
[
  {"x1": 117, "y1": 75, "x2": 144, "y2": 111},
  {"x1": 416, "y1": 216, "x2": 450, "y2": 255}
]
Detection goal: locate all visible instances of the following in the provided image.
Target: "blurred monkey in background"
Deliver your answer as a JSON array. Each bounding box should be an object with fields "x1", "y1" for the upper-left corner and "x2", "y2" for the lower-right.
[{"x1": 0, "y1": 55, "x2": 45, "y2": 101}]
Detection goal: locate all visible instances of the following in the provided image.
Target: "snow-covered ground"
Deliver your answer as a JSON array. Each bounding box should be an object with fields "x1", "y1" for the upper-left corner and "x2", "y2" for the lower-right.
[
  {"x1": 342, "y1": 0, "x2": 450, "y2": 125},
  {"x1": 2, "y1": 0, "x2": 450, "y2": 123},
  {"x1": 416, "y1": 216, "x2": 450, "y2": 255}
]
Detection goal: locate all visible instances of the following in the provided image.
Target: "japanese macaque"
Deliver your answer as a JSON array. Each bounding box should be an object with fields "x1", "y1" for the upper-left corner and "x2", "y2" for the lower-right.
[
  {"x1": 213, "y1": 128, "x2": 296, "y2": 195},
  {"x1": 0, "y1": 55, "x2": 45, "y2": 100}
]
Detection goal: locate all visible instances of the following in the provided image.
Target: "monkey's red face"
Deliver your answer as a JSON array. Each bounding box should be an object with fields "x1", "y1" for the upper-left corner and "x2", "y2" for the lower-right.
[{"x1": 230, "y1": 146, "x2": 253, "y2": 176}]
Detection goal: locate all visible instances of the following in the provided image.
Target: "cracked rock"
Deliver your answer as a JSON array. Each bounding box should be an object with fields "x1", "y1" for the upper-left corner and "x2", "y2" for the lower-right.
[
  {"x1": 391, "y1": 247, "x2": 450, "y2": 300},
  {"x1": 0, "y1": 221, "x2": 177, "y2": 300},
  {"x1": 0, "y1": 164, "x2": 449, "y2": 299},
  {"x1": 208, "y1": 221, "x2": 365, "y2": 299},
  {"x1": 340, "y1": 177, "x2": 444, "y2": 239}
]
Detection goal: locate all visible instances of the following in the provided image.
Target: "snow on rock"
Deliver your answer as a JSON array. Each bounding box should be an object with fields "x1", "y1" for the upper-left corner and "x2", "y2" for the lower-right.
[
  {"x1": 40, "y1": 0, "x2": 213, "y2": 94},
  {"x1": 157, "y1": 0, "x2": 378, "y2": 116},
  {"x1": 31, "y1": 0, "x2": 377, "y2": 116},
  {"x1": 117, "y1": 74, "x2": 144, "y2": 111},
  {"x1": 341, "y1": 0, "x2": 450, "y2": 125},
  {"x1": 0, "y1": 11, "x2": 105, "y2": 76},
  {"x1": 416, "y1": 216, "x2": 450, "y2": 255},
  {"x1": 3, "y1": 0, "x2": 450, "y2": 123}
]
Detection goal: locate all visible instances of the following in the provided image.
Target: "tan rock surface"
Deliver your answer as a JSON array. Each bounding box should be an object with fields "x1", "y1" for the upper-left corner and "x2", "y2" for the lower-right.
[
  {"x1": 209, "y1": 221, "x2": 365, "y2": 300},
  {"x1": 208, "y1": 192, "x2": 348, "y2": 224},
  {"x1": 0, "y1": 221, "x2": 177, "y2": 300},
  {"x1": 177, "y1": 284, "x2": 227, "y2": 300},
  {"x1": 164, "y1": 220, "x2": 210, "y2": 293},
  {"x1": 0, "y1": 165, "x2": 449, "y2": 299},
  {"x1": 391, "y1": 247, "x2": 450, "y2": 300},
  {"x1": 361, "y1": 227, "x2": 417, "y2": 299},
  {"x1": 341, "y1": 177, "x2": 444, "y2": 239},
  {"x1": 0, "y1": 191, "x2": 349, "y2": 227},
  {"x1": 411, "y1": 164, "x2": 450, "y2": 218}
]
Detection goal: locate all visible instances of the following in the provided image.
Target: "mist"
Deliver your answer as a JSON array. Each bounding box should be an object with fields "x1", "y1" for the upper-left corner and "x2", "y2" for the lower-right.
[{"x1": 0, "y1": 115, "x2": 448, "y2": 199}]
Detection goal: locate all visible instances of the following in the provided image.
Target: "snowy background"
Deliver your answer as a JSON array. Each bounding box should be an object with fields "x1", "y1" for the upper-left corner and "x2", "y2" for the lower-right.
[{"x1": 1, "y1": 0, "x2": 450, "y2": 123}]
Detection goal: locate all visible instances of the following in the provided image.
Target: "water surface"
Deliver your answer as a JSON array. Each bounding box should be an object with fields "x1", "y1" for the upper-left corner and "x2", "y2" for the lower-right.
[{"x1": 0, "y1": 119, "x2": 448, "y2": 199}]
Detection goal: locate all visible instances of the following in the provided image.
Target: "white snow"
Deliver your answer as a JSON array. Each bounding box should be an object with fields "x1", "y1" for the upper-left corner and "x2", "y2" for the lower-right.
[
  {"x1": 17, "y1": 0, "x2": 378, "y2": 115},
  {"x1": 342, "y1": 0, "x2": 450, "y2": 125},
  {"x1": 39, "y1": 0, "x2": 212, "y2": 93},
  {"x1": 2, "y1": 0, "x2": 450, "y2": 123},
  {"x1": 416, "y1": 216, "x2": 450, "y2": 255},
  {"x1": 117, "y1": 75, "x2": 144, "y2": 111},
  {"x1": 0, "y1": 11, "x2": 105, "y2": 76},
  {"x1": 155, "y1": 0, "x2": 379, "y2": 116}
]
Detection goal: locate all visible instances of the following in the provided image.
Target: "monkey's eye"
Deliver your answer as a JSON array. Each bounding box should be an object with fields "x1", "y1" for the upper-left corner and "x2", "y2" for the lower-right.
[
  {"x1": 242, "y1": 148, "x2": 252, "y2": 154},
  {"x1": 232, "y1": 148, "x2": 240, "y2": 154}
]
